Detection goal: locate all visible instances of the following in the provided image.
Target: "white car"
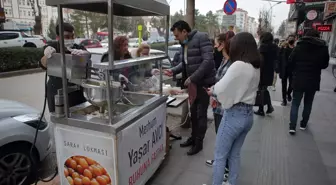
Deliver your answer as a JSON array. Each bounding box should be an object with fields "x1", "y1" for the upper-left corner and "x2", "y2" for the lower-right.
[
  {"x1": 0, "y1": 31, "x2": 46, "y2": 48},
  {"x1": 0, "y1": 99, "x2": 53, "y2": 185},
  {"x1": 87, "y1": 47, "x2": 172, "y2": 69},
  {"x1": 128, "y1": 38, "x2": 144, "y2": 48}
]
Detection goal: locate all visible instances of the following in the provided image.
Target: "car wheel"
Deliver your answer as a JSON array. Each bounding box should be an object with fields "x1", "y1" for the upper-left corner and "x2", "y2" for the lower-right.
[
  {"x1": 23, "y1": 43, "x2": 37, "y2": 48},
  {"x1": 0, "y1": 144, "x2": 38, "y2": 185}
]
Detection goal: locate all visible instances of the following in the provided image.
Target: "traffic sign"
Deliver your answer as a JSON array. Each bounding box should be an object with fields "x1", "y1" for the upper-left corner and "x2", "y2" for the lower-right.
[{"x1": 223, "y1": 0, "x2": 237, "y2": 15}]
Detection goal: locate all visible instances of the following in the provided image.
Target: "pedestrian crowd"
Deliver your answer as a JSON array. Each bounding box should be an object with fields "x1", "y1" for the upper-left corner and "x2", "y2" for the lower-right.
[
  {"x1": 164, "y1": 20, "x2": 330, "y2": 185},
  {"x1": 40, "y1": 21, "x2": 331, "y2": 185}
]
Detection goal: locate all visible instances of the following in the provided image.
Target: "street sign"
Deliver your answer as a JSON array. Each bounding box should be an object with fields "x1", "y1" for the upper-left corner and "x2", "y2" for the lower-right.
[
  {"x1": 223, "y1": 0, "x2": 237, "y2": 15},
  {"x1": 137, "y1": 24, "x2": 143, "y2": 31},
  {"x1": 316, "y1": 24, "x2": 332, "y2": 32}
]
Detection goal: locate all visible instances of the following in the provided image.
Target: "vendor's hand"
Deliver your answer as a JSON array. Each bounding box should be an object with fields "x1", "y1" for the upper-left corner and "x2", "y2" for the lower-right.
[
  {"x1": 119, "y1": 74, "x2": 129, "y2": 83},
  {"x1": 44, "y1": 46, "x2": 56, "y2": 59},
  {"x1": 68, "y1": 48, "x2": 90, "y2": 56},
  {"x1": 163, "y1": 69, "x2": 173, "y2": 77},
  {"x1": 184, "y1": 77, "x2": 191, "y2": 87},
  {"x1": 204, "y1": 87, "x2": 213, "y2": 96},
  {"x1": 151, "y1": 68, "x2": 160, "y2": 75}
]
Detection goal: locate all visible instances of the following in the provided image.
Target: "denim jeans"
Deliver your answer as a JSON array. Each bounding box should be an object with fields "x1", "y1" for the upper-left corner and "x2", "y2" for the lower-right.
[
  {"x1": 212, "y1": 103, "x2": 253, "y2": 185},
  {"x1": 290, "y1": 90, "x2": 316, "y2": 128}
]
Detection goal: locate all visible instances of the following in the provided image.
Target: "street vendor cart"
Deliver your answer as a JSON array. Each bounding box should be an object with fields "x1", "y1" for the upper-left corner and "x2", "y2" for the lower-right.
[{"x1": 45, "y1": 0, "x2": 170, "y2": 185}]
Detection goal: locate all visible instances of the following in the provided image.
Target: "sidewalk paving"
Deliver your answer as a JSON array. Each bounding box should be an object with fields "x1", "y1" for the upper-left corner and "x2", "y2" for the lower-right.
[
  {"x1": 37, "y1": 69, "x2": 336, "y2": 185},
  {"x1": 147, "y1": 68, "x2": 336, "y2": 185}
]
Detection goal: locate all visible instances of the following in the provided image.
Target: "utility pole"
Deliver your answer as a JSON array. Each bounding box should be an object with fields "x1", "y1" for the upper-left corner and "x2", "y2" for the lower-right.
[{"x1": 185, "y1": 0, "x2": 195, "y2": 28}]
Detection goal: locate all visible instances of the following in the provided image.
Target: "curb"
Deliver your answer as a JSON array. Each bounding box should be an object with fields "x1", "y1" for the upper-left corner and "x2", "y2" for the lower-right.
[{"x1": 0, "y1": 68, "x2": 44, "y2": 78}]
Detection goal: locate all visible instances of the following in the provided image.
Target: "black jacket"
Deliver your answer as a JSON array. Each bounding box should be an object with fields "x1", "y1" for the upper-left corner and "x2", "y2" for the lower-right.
[
  {"x1": 171, "y1": 30, "x2": 216, "y2": 87},
  {"x1": 278, "y1": 45, "x2": 294, "y2": 79},
  {"x1": 259, "y1": 43, "x2": 278, "y2": 86},
  {"x1": 289, "y1": 36, "x2": 329, "y2": 91}
]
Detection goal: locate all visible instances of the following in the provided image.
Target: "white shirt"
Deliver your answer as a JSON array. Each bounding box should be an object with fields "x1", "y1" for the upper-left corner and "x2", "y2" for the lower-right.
[
  {"x1": 184, "y1": 45, "x2": 188, "y2": 64},
  {"x1": 213, "y1": 60, "x2": 260, "y2": 109}
]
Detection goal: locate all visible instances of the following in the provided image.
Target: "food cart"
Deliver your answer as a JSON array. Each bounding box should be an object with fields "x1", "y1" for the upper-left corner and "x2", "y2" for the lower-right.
[{"x1": 45, "y1": 0, "x2": 170, "y2": 184}]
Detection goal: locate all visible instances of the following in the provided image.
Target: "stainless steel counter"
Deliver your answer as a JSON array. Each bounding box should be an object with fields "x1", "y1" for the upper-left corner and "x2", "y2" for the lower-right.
[{"x1": 50, "y1": 92, "x2": 167, "y2": 134}]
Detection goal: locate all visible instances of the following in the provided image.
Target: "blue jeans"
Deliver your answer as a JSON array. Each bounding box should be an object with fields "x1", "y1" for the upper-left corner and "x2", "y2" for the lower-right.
[
  {"x1": 290, "y1": 90, "x2": 316, "y2": 129},
  {"x1": 212, "y1": 103, "x2": 253, "y2": 185}
]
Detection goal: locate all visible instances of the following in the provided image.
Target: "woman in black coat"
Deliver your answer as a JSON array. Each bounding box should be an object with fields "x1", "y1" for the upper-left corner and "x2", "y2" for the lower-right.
[{"x1": 255, "y1": 32, "x2": 278, "y2": 116}]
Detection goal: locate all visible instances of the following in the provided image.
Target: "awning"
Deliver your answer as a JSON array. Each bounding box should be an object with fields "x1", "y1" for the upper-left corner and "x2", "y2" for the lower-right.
[{"x1": 324, "y1": 12, "x2": 336, "y2": 21}]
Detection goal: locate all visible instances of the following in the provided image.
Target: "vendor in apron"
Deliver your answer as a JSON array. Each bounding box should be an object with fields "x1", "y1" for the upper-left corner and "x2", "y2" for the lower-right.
[{"x1": 40, "y1": 23, "x2": 90, "y2": 112}]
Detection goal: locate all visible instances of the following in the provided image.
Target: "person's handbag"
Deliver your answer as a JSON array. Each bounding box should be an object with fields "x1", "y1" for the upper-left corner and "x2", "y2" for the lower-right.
[
  {"x1": 255, "y1": 88, "x2": 271, "y2": 106},
  {"x1": 254, "y1": 89, "x2": 265, "y2": 106}
]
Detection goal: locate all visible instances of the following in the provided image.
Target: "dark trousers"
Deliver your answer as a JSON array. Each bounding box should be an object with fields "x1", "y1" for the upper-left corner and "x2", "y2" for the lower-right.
[
  {"x1": 258, "y1": 86, "x2": 273, "y2": 112},
  {"x1": 281, "y1": 73, "x2": 293, "y2": 102},
  {"x1": 290, "y1": 90, "x2": 316, "y2": 128},
  {"x1": 190, "y1": 87, "x2": 210, "y2": 141},
  {"x1": 214, "y1": 113, "x2": 229, "y2": 170}
]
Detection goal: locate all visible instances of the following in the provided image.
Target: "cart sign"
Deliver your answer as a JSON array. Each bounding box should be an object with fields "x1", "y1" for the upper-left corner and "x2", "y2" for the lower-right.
[
  {"x1": 306, "y1": 10, "x2": 318, "y2": 20},
  {"x1": 286, "y1": 0, "x2": 296, "y2": 4},
  {"x1": 316, "y1": 24, "x2": 332, "y2": 32},
  {"x1": 223, "y1": 0, "x2": 237, "y2": 15},
  {"x1": 54, "y1": 125, "x2": 117, "y2": 185},
  {"x1": 117, "y1": 104, "x2": 166, "y2": 185}
]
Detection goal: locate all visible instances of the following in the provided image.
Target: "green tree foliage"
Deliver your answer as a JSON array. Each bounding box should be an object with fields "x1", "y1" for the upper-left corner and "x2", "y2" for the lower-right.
[
  {"x1": 150, "y1": 16, "x2": 166, "y2": 36},
  {"x1": 47, "y1": 19, "x2": 56, "y2": 39},
  {"x1": 277, "y1": 20, "x2": 286, "y2": 38}
]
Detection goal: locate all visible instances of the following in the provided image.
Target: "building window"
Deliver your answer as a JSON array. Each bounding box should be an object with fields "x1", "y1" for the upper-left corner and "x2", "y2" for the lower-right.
[
  {"x1": 23, "y1": 0, "x2": 25, "y2": 5},
  {"x1": 23, "y1": 10, "x2": 26, "y2": 16},
  {"x1": 20, "y1": 10, "x2": 22, "y2": 16},
  {"x1": 28, "y1": 11, "x2": 30, "y2": 16}
]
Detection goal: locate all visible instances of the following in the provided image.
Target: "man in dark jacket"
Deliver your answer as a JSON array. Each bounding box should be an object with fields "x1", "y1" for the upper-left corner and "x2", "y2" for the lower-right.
[
  {"x1": 278, "y1": 35, "x2": 295, "y2": 106},
  {"x1": 40, "y1": 23, "x2": 90, "y2": 113},
  {"x1": 164, "y1": 20, "x2": 216, "y2": 155},
  {"x1": 288, "y1": 30, "x2": 329, "y2": 135}
]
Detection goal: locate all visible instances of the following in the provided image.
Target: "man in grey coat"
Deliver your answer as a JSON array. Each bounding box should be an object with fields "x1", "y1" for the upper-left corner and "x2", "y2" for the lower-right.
[{"x1": 164, "y1": 20, "x2": 216, "y2": 155}]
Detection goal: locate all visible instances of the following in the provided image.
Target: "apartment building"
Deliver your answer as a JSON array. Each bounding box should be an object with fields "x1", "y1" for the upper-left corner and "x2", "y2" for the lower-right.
[
  {"x1": 216, "y1": 8, "x2": 255, "y2": 33},
  {"x1": 1, "y1": 0, "x2": 71, "y2": 35}
]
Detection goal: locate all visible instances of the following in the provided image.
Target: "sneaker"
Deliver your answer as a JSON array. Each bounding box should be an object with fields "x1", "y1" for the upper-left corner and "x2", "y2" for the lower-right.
[
  {"x1": 300, "y1": 122, "x2": 307, "y2": 130},
  {"x1": 289, "y1": 129, "x2": 296, "y2": 135},
  {"x1": 266, "y1": 107, "x2": 274, "y2": 114},
  {"x1": 205, "y1": 160, "x2": 214, "y2": 167}
]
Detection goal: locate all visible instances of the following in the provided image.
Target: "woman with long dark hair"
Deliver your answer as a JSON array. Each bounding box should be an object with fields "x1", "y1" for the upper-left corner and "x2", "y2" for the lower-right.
[
  {"x1": 206, "y1": 32, "x2": 261, "y2": 185},
  {"x1": 254, "y1": 32, "x2": 277, "y2": 116},
  {"x1": 205, "y1": 32, "x2": 235, "y2": 180}
]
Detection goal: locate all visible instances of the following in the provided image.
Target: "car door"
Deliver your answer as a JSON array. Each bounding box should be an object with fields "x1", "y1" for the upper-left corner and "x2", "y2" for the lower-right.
[{"x1": 0, "y1": 32, "x2": 21, "y2": 48}]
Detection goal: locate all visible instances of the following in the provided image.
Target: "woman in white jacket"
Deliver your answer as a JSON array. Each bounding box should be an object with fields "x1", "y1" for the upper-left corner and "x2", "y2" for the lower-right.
[{"x1": 206, "y1": 32, "x2": 261, "y2": 185}]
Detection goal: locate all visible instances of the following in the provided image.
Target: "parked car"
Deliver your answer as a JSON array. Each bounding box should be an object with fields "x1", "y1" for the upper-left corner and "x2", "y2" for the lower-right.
[
  {"x1": 86, "y1": 47, "x2": 172, "y2": 69},
  {"x1": 100, "y1": 38, "x2": 108, "y2": 48},
  {"x1": 128, "y1": 38, "x2": 144, "y2": 48},
  {"x1": 75, "y1": 38, "x2": 102, "y2": 48},
  {"x1": 0, "y1": 99, "x2": 53, "y2": 185},
  {"x1": 32, "y1": 35, "x2": 52, "y2": 45},
  {"x1": 0, "y1": 31, "x2": 46, "y2": 48}
]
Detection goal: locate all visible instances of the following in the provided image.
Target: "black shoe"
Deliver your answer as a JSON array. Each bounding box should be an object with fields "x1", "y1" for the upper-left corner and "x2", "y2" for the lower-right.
[
  {"x1": 281, "y1": 101, "x2": 287, "y2": 106},
  {"x1": 334, "y1": 87, "x2": 336, "y2": 92},
  {"x1": 205, "y1": 160, "x2": 214, "y2": 167},
  {"x1": 300, "y1": 122, "x2": 307, "y2": 130},
  {"x1": 180, "y1": 137, "x2": 194, "y2": 148},
  {"x1": 288, "y1": 95, "x2": 292, "y2": 102},
  {"x1": 187, "y1": 139, "x2": 203, "y2": 155},
  {"x1": 289, "y1": 125, "x2": 296, "y2": 135},
  {"x1": 254, "y1": 110, "x2": 265, "y2": 116},
  {"x1": 266, "y1": 106, "x2": 274, "y2": 114}
]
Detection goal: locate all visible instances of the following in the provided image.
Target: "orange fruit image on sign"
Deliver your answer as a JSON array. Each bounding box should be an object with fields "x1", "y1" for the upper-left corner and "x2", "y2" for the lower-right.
[{"x1": 64, "y1": 156, "x2": 112, "y2": 185}]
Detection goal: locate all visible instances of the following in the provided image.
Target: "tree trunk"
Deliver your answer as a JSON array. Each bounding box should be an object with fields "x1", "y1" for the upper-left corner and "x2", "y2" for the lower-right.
[
  {"x1": 85, "y1": 14, "x2": 89, "y2": 38},
  {"x1": 185, "y1": 0, "x2": 195, "y2": 28}
]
